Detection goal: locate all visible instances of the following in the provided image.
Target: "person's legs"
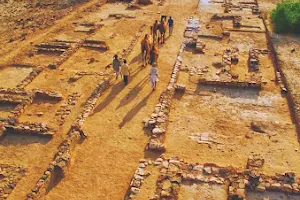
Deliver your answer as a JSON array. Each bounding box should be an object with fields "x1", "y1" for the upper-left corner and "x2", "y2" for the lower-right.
[
  {"x1": 117, "y1": 71, "x2": 120, "y2": 79},
  {"x1": 150, "y1": 76, "x2": 155, "y2": 90},
  {"x1": 124, "y1": 75, "x2": 128, "y2": 85},
  {"x1": 169, "y1": 26, "x2": 173, "y2": 36},
  {"x1": 142, "y1": 51, "x2": 147, "y2": 67},
  {"x1": 150, "y1": 79, "x2": 154, "y2": 90}
]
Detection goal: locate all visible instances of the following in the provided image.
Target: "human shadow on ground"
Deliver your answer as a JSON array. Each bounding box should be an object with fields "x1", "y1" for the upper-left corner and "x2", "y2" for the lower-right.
[
  {"x1": 92, "y1": 66, "x2": 144, "y2": 115},
  {"x1": 130, "y1": 52, "x2": 142, "y2": 65},
  {"x1": 119, "y1": 91, "x2": 152, "y2": 129},
  {"x1": 116, "y1": 75, "x2": 149, "y2": 110}
]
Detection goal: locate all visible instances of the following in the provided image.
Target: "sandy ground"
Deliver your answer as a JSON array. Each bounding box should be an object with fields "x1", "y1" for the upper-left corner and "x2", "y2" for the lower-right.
[
  {"x1": 0, "y1": 0, "x2": 299, "y2": 199},
  {"x1": 44, "y1": 1, "x2": 200, "y2": 199}
]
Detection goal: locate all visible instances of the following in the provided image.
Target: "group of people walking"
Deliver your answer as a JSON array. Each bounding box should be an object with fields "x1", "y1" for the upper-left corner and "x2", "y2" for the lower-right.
[
  {"x1": 112, "y1": 54, "x2": 158, "y2": 90},
  {"x1": 112, "y1": 55, "x2": 130, "y2": 85},
  {"x1": 112, "y1": 16, "x2": 174, "y2": 91},
  {"x1": 152, "y1": 16, "x2": 174, "y2": 44}
]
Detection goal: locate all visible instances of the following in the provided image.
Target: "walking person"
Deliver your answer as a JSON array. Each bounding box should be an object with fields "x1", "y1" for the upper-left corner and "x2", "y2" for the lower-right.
[
  {"x1": 121, "y1": 59, "x2": 130, "y2": 85},
  {"x1": 167, "y1": 16, "x2": 174, "y2": 36},
  {"x1": 149, "y1": 62, "x2": 159, "y2": 91},
  {"x1": 149, "y1": 45, "x2": 159, "y2": 66},
  {"x1": 153, "y1": 20, "x2": 160, "y2": 43},
  {"x1": 159, "y1": 19, "x2": 167, "y2": 44},
  {"x1": 112, "y1": 54, "x2": 121, "y2": 80}
]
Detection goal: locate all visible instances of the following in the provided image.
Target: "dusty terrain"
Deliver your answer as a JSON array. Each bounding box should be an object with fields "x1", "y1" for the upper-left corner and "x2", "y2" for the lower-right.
[{"x1": 0, "y1": 0, "x2": 299, "y2": 200}]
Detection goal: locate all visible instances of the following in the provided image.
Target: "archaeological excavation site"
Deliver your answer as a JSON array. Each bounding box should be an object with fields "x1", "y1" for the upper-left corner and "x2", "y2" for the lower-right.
[{"x1": 0, "y1": 0, "x2": 300, "y2": 199}]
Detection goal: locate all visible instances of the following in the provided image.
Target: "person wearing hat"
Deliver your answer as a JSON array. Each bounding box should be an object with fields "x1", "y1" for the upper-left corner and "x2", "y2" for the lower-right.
[{"x1": 149, "y1": 62, "x2": 159, "y2": 91}]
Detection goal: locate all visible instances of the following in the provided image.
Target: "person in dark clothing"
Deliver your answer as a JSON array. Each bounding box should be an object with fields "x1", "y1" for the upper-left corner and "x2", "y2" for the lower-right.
[
  {"x1": 149, "y1": 45, "x2": 159, "y2": 66},
  {"x1": 153, "y1": 20, "x2": 160, "y2": 42},
  {"x1": 112, "y1": 54, "x2": 121, "y2": 80},
  {"x1": 167, "y1": 16, "x2": 174, "y2": 36}
]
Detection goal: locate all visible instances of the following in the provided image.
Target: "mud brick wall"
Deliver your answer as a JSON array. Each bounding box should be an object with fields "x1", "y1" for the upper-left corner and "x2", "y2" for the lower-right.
[
  {"x1": 144, "y1": 43, "x2": 185, "y2": 152},
  {"x1": 126, "y1": 156, "x2": 300, "y2": 200},
  {"x1": 0, "y1": 164, "x2": 26, "y2": 199},
  {"x1": 121, "y1": 24, "x2": 146, "y2": 59},
  {"x1": 261, "y1": 15, "x2": 300, "y2": 136},
  {"x1": 32, "y1": 89, "x2": 63, "y2": 100},
  {"x1": 16, "y1": 66, "x2": 44, "y2": 89},
  {"x1": 4, "y1": 122, "x2": 56, "y2": 136},
  {"x1": 26, "y1": 80, "x2": 109, "y2": 200},
  {"x1": 56, "y1": 92, "x2": 81, "y2": 126}
]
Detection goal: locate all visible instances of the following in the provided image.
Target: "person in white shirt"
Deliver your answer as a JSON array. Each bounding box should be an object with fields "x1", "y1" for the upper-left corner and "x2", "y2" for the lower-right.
[{"x1": 149, "y1": 62, "x2": 159, "y2": 90}]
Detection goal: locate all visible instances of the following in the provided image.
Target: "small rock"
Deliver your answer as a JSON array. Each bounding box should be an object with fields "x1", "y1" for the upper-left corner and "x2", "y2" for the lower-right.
[
  {"x1": 162, "y1": 180, "x2": 172, "y2": 190},
  {"x1": 162, "y1": 161, "x2": 169, "y2": 168},
  {"x1": 160, "y1": 190, "x2": 170, "y2": 197},
  {"x1": 204, "y1": 166, "x2": 212, "y2": 174},
  {"x1": 130, "y1": 187, "x2": 140, "y2": 194}
]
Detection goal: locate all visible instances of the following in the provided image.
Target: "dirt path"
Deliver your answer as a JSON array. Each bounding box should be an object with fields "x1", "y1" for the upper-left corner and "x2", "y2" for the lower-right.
[{"x1": 44, "y1": 1, "x2": 199, "y2": 199}]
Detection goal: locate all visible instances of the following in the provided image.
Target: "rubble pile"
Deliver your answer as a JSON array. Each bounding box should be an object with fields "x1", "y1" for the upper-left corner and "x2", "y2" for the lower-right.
[
  {"x1": 55, "y1": 92, "x2": 81, "y2": 126},
  {"x1": 0, "y1": 88, "x2": 28, "y2": 95},
  {"x1": 249, "y1": 48, "x2": 260, "y2": 71},
  {"x1": 0, "y1": 93, "x2": 31, "y2": 103},
  {"x1": 126, "y1": 156, "x2": 300, "y2": 200},
  {"x1": 32, "y1": 89, "x2": 63, "y2": 100},
  {"x1": 10, "y1": 102, "x2": 31, "y2": 120},
  {"x1": 195, "y1": 39, "x2": 206, "y2": 53},
  {"x1": 0, "y1": 164, "x2": 26, "y2": 199},
  {"x1": 231, "y1": 47, "x2": 239, "y2": 63},
  {"x1": 223, "y1": 48, "x2": 232, "y2": 66},
  {"x1": 5, "y1": 122, "x2": 56, "y2": 136},
  {"x1": 246, "y1": 154, "x2": 264, "y2": 170},
  {"x1": 189, "y1": 65, "x2": 210, "y2": 75},
  {"x1": 275, "y1": 71, "x2": 287, "y2": 92},
  {"x1": 144, "y1": 44, "x2": 185, "y2": 152},
  {"x1": 233, "y1": 16, "x2": 241, "y2": 28},
  {"x1": 83, "y1": 39, "x2": 109, "y2": 51},
  {"x1": 0, "y1": 90, "x2": 35, "y2": 120},
  {"x1": 252, "y1": 5, "x2": 260, "y2": 14},
  {"x1": 222, "y1": 0, "x2": 260, "y2": 14},
  {"x1": 126, "y1": 159, "x2": 152, "y2": 199},
  {"x1": 211, "y1": 13, "x2": 239, "y2": 20},
  {"x1": 74, "y1": 23, "x2": 104, "y2": 33},
  {"x1": 174, "y1": 83, "x2": 186, "y2": 93},
  {"x1": 34, "y1": 42, "x2": 71, "y2": 54}
]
